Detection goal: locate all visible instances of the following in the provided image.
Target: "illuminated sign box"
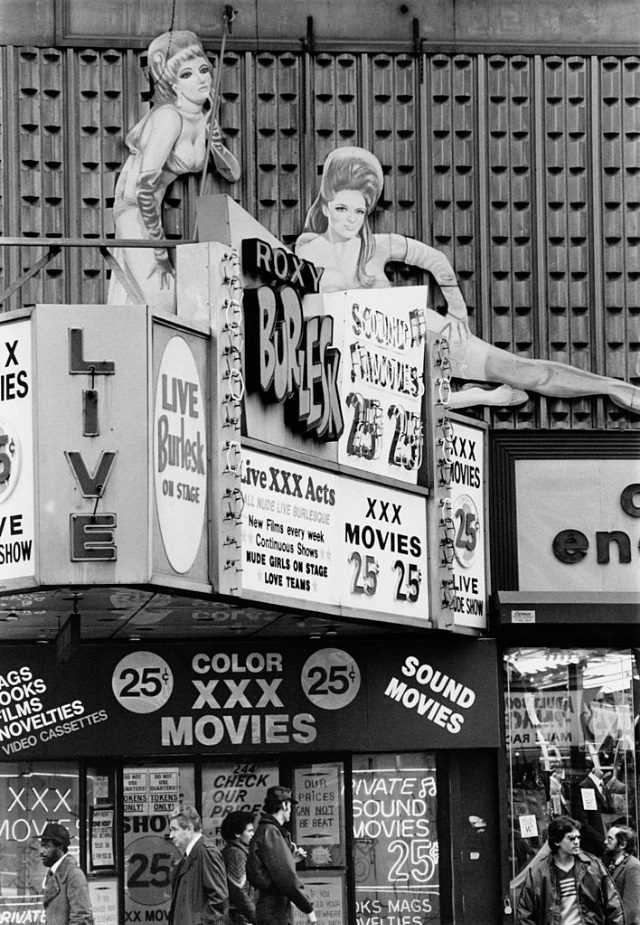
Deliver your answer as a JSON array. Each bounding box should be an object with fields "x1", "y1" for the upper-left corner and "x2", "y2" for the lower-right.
[
  {"x1": 174, "y1": 196, "x2": 492, "y2": 631},
  {"x1": 0, "y1": 638, "x2": 501, "y2": 760},
  {"x1": 228, "y1": 447, "x2": 429, "y2": 624},
  {"x1": 242, "y1": 277, "x2": 430, "y2": 487},
  {"x1": 178, "y1": 233, "x2": 433, "y2": 627},
  {"x1": 0, "y1": 305, "x2": 211, "y2": 592},
  {"x1": 0, "y1": 313, "x2": 35, "y2": 586}
]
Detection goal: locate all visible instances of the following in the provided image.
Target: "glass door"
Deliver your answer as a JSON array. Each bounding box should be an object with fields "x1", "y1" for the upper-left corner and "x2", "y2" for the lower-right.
[
  {"x1": 123, "y1": 764, "x2": 195, "y2": 923},
  {"x1": 505, "y1": 648, "x2": 638, "y2": 901},
  {"x1": 352, "y1": 753, "x2": 440, "y2": 924}
]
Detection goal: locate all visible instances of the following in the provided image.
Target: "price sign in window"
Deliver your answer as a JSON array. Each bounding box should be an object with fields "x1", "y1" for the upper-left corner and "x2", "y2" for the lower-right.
[
  {"x1": 123, "y1": 765, "x2": 194, "y2": 924},
  {"x1": 352, "y1": 753, "x2": 440, "y2": 924},
  {"x1": 201, "y1": 761, "x2": 279, "y2": 842},
  {"x1": 293, "y1": 763, "x2": 346, "y2": 869}
]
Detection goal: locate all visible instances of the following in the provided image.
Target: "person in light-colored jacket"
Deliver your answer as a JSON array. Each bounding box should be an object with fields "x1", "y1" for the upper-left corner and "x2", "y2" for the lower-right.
[{"x1": 40, "y1": 822, "x2": 93, "y2": 925}]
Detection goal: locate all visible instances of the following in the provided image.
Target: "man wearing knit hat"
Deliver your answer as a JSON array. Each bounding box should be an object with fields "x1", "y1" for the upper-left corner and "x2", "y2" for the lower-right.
[
  {"x1": 248, "y1": 786, "x2": 316, "y2": 925},
  {"x1": 40, "y1": 822, "x2": 94, "y2": 924}
]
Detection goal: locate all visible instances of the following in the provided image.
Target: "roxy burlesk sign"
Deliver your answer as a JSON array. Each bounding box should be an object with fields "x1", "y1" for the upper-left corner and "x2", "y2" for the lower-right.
[
  {"x1": 242, "y1": 238, "x2": 344, "y2": 442},
  {"x1": 241, "y1": 237, "x2": 430, "y2": 488}
]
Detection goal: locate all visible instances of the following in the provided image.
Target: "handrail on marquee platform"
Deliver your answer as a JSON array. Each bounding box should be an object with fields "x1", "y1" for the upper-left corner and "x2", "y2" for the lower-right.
[{"x1": 0, "y1": 236, "x2": 196, "y2": 306}]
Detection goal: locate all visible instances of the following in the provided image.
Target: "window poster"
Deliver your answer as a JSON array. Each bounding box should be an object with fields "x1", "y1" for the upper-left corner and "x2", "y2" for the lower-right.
[
  {"x1": 352, "y1": 753, "x2": 440, "y2": 925},
  {"x1": 90, "y1": 880, "x2": 118, "y2": 925},
  {"x1": 123, "y1": 765, "x2": 193, "y2": 925},
  {"x1": 294, "y1": 764, "x2": 341, "y2": 848},
  {"x1": 201, "y1": 761, "x2": 279, "y2": 841},
  {"x1": 294, "y1": 873, "x2": 345, "y2": 925},
  {"x1": 123, "y1": 769, "x2": 149, "y2": 815},
  {"x1": 90, "y1": 806, "x2": 115, "y2": 869}
]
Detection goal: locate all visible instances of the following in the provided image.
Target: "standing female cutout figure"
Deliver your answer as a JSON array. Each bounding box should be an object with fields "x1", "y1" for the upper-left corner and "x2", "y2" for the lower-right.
[
  {"x1": 295, "y1": 146, "x2": 640, "y2": 412},
  {"x1": 108, "y1": 30, "x2": 240, "y2": 311}
]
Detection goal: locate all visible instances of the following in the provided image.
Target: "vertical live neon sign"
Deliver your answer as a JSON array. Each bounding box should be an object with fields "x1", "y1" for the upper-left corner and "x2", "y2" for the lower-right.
[{"x1": 66, "y1": 328, "x2": 118, "y2": 561}]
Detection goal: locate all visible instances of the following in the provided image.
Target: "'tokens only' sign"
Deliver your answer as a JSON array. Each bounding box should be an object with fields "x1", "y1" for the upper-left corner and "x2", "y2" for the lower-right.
[{"x1": 0, "y1": 640, "x2": 500, "y2": 760}]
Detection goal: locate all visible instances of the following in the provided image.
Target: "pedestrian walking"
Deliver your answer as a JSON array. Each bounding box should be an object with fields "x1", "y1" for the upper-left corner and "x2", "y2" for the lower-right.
[
  {"x1": 248, "y1": 786, "x2": 316, "y2": 925},
  {"x1": 221, "y1": 810, "x2": 256, "y2": 925},
  {"x1": 516, "y1": 815, "x2": 623, "y2": 925},
  {"x1": 168, "y1": 803, "x2": 229, "y2": 925},
  {"x1": 40, "y1": 822, "x2": 94, "y2": 925}
]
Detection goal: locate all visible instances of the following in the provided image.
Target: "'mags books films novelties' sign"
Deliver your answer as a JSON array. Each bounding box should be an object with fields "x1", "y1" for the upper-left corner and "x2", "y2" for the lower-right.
[{"x1": 0, "y1": 641, "x2": 500, "y2": 760}]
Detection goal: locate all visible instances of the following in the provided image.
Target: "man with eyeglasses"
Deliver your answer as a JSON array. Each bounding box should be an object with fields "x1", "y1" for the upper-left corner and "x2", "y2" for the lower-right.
[
  {"x1": 517, "y1": 816, "x2": 624, "y2": 924},
  {"x1": 605, "y1": 826, "x2": 640, "y2": 925}
]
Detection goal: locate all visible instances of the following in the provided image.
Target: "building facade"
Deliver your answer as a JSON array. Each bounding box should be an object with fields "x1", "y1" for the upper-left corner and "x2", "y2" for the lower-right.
[{"x1": 0, "y1": 2, "x2": 638, "y2": 924}]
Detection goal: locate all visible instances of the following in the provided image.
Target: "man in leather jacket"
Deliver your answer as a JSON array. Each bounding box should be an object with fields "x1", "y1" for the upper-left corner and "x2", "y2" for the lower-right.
[
  {"x1": 517, "y1": 816, "x2": 623, "y2": 925},
  {"x1": 248, "y1": 786, "x2": 316, "y2": 925}
]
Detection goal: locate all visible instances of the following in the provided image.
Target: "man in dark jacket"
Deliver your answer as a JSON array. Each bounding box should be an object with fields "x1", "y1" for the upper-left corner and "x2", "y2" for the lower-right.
[
  {"x1": 221, "y1": 810, "x2": 256, "y2": 925},
  {"x1": 168, "y1": 804, "x2": 229, "y2": 925},
  {"x1": 605, "y1": 825, "x2": 640, "y2": 925},
  {"x1": 40, "y1": 822, "x2": 94, "y2": 925},
  {"x1": 517, "y1": 816, "x2": 623, "y2": 925},
  {"x1": 572, "y1": 768, "x2": 612, "y2": 857},
  {"x1": 248, "y1": 786, "x2": 317, "y2": 925}
]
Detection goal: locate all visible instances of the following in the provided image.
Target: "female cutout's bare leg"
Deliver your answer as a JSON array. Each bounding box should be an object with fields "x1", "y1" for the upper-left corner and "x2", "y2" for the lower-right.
[{"x1": 439, "y1": 320, "x2": 640, "y2": 413}]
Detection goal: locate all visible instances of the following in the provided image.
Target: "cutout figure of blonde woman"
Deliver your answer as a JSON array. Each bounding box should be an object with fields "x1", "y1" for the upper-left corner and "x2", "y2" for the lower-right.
[
  {"x1": 108, "y1": 30, "x2": 240, "y2": 311},
  {"x1": 295, "y1": 146, "x2": 640, "y2": 412}
]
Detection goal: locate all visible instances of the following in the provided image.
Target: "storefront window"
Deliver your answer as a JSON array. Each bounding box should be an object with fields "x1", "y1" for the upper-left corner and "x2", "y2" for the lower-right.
[
  {"x1": 352, "y1": 752, "x2": 439, "y2": 924},
  {"x1": 505, "y1": 648, "x2": 638, "y2": 892},
  {"x1": 123, "y1": 764, "x2": 195, "y2": 924},
  {"x1": 0, "y1": 762, "x2": 80, "y2": 920},
  {"x1": 292, "y1": 762, "x2": 347, "y2": 925},
  {"x1": 86, "y1": 765, "x2": 118, "y2": 925}
]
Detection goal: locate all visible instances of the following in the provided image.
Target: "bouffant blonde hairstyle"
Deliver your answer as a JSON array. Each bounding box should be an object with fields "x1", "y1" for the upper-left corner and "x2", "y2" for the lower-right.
[{"x1": 147, "y1": 30, "x2": 211, "y2": 105}]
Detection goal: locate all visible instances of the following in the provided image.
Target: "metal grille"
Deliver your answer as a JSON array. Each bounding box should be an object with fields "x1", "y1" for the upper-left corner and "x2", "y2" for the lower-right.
[{"x1": 0, "y1": 45, "x2": 638, "y2": 430}]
